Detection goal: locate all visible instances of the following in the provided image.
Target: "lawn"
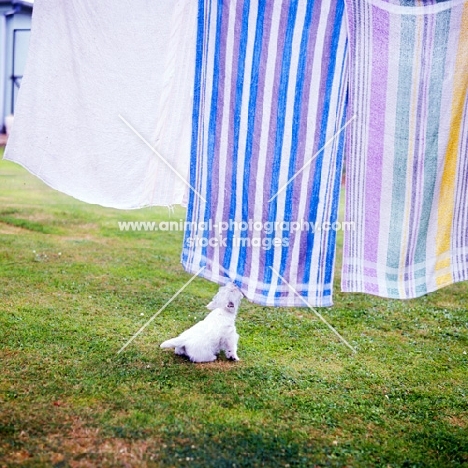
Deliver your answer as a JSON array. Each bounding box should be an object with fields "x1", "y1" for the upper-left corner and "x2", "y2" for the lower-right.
[{"x1": 0, "y1": 152, "x2": 467, "y2": 467}]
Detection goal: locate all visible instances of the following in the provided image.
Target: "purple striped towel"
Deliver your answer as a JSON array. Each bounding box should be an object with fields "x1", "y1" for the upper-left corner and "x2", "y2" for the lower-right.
[{"x1": 342, "y1": 0, "x2": 468, "y2": 298}]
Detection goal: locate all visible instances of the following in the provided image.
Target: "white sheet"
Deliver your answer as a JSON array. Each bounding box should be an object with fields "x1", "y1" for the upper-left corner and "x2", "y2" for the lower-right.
[{"x1": 4, "y1": 0, "x2": 197, "y2": 208}]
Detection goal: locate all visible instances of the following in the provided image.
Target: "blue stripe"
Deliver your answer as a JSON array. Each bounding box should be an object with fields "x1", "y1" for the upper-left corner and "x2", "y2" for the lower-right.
[
  {"x1": 182, "y1": 0, "x2": 206, "y2": 264},
  {"x1": 276, "y1": 0, "x2": 315, "y2": 297},
  {"x1": 199, "y1": 0, "x2": 224, "y2": 263},
  {"x1": 263, "y1": 0, "x2": 300, "y2": 291},
  {"x1": 237, "y1": 0, "x2": 267, "y2": 278},
  {"x1": 302, "y1": 0, "x2": 344, "y2": 287},
  {"x1": 223, "y1": 0, "x2": 251, "y2": 270},
  {"x1": 321, "y1": 40, "x2": 348, "y2": 297}
]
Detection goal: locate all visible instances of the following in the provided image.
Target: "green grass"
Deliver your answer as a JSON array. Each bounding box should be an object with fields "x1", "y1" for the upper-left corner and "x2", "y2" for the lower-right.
[{"x1": 0, "y1": 153, "x2": 467, "y2": 467}]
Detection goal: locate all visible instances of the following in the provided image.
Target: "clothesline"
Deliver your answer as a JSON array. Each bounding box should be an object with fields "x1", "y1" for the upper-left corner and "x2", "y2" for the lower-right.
[{"x1": 4, "y1": 0, "x2": 468, "y2": 306}]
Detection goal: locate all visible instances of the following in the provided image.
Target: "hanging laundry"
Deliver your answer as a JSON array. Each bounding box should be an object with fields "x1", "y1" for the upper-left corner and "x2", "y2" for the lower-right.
[
  {"x1": 182, "y1": 0, "x2": 349, "y2": 306},
  {"x1": 4, "y1": 0, "x2": 197, "y2": 209},
  {"x1": 342, "y1": 0, "x2": 468, "y2": 298}
]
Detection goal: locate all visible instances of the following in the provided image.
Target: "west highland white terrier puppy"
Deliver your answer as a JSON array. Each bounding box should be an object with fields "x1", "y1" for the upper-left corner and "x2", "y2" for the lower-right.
[{"x1": 160, "y1": 282, "x2": 243, "y2": 363}]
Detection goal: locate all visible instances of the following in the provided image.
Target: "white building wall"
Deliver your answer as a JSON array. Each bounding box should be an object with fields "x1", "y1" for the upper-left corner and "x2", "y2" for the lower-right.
[
  {"x1": 1, "y1": 5, "x2": 32, "y2": 132},
  {"x1": 0, "y1": 14, "x2": 5, "y2": 131}
]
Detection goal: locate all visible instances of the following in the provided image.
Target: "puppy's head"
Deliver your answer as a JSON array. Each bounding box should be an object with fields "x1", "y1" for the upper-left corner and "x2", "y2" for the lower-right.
[{"x1": 206, "y1": 282, "x2": 243, "y2": 313}]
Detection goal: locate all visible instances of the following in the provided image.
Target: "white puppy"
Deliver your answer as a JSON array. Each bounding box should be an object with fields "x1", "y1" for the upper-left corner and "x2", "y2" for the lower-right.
[{"x1": 160, "y1": 282, "x2": 243, "y2": 363}]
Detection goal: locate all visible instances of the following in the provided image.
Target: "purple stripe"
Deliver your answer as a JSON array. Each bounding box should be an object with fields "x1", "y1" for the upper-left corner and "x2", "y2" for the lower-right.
[
  {"x1": 256, "y1": 0, "x2": 290, "y2": 297},
  {"x1": 298, "y1": 1, "x2": 338, "y2": 281},
  {"x1": 454, "y1": 108, "x2": 468, "y2": 280},
  {"x1": 363, "y1": 6, "x2": 389, "y2": 266},
  {"x1": 284, "y1": 1, "x2": 322, "y2": 283},
  {"x1": 242, "y1": 2, "x2": 275, "y2": 281},
  {"x1": 206, "y1": 1, "x2": 231, "y2": 262},
  {"x1": 260, "y1": 0, "x2": 290, "y2": 222},
  {"x1": 222, "y1": 0, "x2": 246, "y2": 226}
]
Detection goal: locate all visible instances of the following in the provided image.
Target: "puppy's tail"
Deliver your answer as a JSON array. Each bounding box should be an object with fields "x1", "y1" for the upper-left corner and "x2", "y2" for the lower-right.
[{"x1": 160, "y1": 337, "x2": 181, "y2": 349}]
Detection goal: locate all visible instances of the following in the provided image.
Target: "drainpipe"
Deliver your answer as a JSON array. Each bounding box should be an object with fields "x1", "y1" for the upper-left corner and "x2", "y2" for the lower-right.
[
  {"x1": 2, "y1": 5, "x2": 20, "y2": 133},
  {"x1": 0, "y1": 12, "x2": 7, "y2": 133}
]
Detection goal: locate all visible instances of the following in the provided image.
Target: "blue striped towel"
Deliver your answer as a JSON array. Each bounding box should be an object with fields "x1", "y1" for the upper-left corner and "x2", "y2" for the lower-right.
[{"x1": 182, "y1": 0, "x2": 349, "y2": 307}]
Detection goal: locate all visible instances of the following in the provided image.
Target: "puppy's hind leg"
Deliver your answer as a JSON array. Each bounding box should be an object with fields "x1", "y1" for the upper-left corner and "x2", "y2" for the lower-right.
[
  {"x1": 185, "y1": 343, "x2": 218, "y2": 363},
  {"x1": 174, "y1": 345, "x2": 186, "y2": 356},
  {"x1": 189, "y1": 353, "x2": 217, "y2": 363},
  {"x1": 224, "y1": 332, "x2": 240, "y2": 361}
]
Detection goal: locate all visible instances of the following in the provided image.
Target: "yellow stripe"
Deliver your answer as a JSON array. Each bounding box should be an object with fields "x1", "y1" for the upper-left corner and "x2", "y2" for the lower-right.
[{"x1": 435, "y1": 3, "x2": 468, "y2": 285}]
